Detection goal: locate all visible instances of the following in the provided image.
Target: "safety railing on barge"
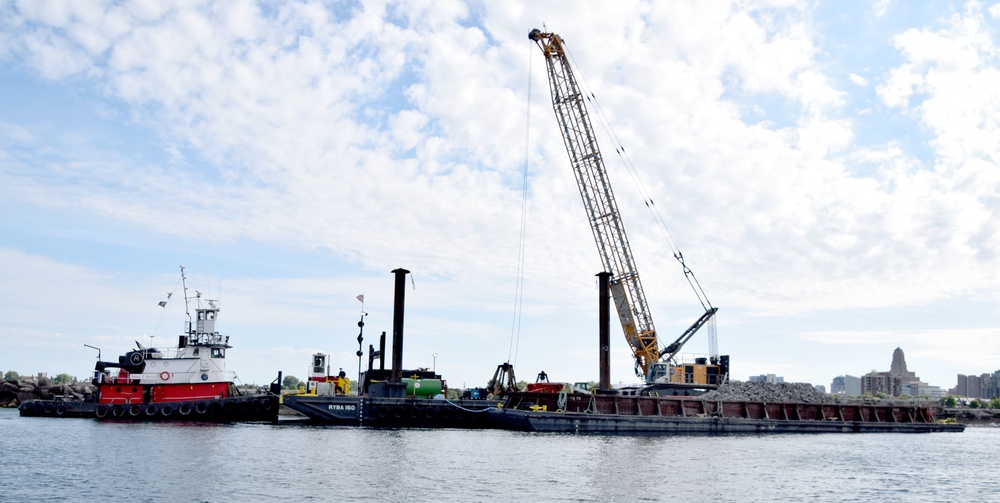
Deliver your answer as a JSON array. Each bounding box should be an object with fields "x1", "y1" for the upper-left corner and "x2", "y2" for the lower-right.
[{"x1": 500, "y1": 392, "x2": 938, "y2": 424}]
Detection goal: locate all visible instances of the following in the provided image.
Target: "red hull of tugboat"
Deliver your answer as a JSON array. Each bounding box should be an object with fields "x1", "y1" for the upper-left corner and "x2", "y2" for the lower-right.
[{"x1": 98, "y1": 382, "x2": 231, "y2": 404}]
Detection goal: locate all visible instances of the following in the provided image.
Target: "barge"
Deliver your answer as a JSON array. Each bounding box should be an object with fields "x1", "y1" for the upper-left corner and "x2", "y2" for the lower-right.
[
  {"x1": 486, "y1": 271, "x2": 963, "y2": 435},
  {"x1": 488, "y1": 391, "x2": 965, "y2": 434},
  {"x1": 280, "y1": 268, "x2": 500, "y2": 427}
]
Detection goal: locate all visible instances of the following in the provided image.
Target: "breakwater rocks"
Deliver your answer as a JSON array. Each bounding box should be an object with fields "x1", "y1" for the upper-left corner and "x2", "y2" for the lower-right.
[
  {"x1": 942, "y1": 407, "x2": 1000, "y2": 424},
  {"x1": 0, "y1": 379, "x2": 97, "y2": 407}
]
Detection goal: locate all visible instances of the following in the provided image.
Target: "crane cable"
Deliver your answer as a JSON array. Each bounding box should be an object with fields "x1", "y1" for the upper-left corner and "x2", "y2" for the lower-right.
[
  {"x1": 565, "y1": 49, "x2": 714, "y2": 312},
  {"x1": 507, "y1": 42, "x2": 534, "y2": 367}
]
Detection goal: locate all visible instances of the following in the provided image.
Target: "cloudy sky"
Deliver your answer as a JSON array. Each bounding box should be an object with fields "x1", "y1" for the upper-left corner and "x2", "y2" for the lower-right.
[{"x1": 1, "y1": 0, "x2": 998, "y2": 392}]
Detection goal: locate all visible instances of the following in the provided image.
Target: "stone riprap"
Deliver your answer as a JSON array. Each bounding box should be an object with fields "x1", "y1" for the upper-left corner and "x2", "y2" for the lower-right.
[{"x1": 0, "y1": 379, "x2": 97, "y2": 407}]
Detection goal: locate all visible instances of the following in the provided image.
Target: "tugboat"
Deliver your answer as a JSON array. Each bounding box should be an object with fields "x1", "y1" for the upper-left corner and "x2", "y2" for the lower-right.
[{"x1": 19, "y1": 267, "x2": 279, "y2": 422}]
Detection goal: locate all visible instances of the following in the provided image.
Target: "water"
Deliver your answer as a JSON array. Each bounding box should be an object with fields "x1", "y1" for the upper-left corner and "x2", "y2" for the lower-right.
[{"x1": 2, "y1": 408, "x2": 997, "y2": 502}]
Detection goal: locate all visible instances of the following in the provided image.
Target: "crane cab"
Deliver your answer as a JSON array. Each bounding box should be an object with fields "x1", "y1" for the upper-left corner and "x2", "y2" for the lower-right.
[{"x1": 646, "y1": 355, "x2": 729, "y2": 390}]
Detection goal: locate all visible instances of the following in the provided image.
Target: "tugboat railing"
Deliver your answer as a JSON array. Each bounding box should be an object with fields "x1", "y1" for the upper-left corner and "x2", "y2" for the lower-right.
[{"x1": 101, "y1": 371, "x2": 236, "y2": 384}]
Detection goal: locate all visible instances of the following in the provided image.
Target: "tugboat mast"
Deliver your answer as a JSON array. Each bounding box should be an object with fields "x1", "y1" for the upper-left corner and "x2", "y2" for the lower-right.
[{"x1": 180, "y1": 265, "x2": 192, "y2": 334}]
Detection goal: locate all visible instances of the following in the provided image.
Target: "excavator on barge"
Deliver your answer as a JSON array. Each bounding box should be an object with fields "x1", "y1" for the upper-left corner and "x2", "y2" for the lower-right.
[{"x1": 529, "y1": 28, "x2": 727, "y2": 394}]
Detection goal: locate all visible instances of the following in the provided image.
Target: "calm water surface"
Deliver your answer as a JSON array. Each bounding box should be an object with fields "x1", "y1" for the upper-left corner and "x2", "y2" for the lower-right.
[{"x1": 2, "y1": 408, "x2": 997, "y2": 502}]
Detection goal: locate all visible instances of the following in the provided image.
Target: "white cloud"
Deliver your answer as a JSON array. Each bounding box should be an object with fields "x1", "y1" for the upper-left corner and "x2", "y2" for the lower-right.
[
  {"x1": 1, "y1": 1, "x2": 998, "y2": 389},
  {"x1": 874, "y1": 0, "x2": 893, "y2": 19}
]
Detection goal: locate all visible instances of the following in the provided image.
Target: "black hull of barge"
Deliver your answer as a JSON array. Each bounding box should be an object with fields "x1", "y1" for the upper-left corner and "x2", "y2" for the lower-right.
[
  {"x1": 488, "y1": 408, "x2": 965, "y2": 434},
  {"x1": 281, "y1": 394, "x2": 499, "y2": 428},
  {"x1": 18, "y1": 395, "x2": 279, "y2": 422}
]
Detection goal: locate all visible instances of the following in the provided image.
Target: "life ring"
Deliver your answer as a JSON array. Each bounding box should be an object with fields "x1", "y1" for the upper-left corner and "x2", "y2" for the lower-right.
[
  {"x1": 195, "y1": 402, "x2": 209, "y2": 414},
  {"x1": 145, "y1": 405, "x2": 159, "y2": 417},
  {"x1": 178, "y1": 404, "x2": 192, "y2": 416},
  {"x1": 160, "y1": 405, "x2": 174, "y2": 417},
  {"x1": 159, "y1": 372, "x2": 171, "y2": 381},
  {"x1": 96, "y1": 405, "x2": 109, "y2": 418}
]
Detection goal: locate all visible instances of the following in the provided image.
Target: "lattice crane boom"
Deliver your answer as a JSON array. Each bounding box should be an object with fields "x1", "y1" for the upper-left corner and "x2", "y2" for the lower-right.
[{"x1": 529, "y1": 29, "x2": 658, "y2": 377}]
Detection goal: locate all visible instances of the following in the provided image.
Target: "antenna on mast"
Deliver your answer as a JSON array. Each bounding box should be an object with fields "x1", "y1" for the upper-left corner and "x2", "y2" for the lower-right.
[{"x1": 180, "y1": 266, "x2": 191, "y2": 334}]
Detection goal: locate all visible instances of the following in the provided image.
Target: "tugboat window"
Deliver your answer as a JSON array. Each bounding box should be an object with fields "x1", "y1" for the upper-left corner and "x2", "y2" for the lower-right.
[{"x1": 211, "y1": 348, "x2": 224, "y2": 358}]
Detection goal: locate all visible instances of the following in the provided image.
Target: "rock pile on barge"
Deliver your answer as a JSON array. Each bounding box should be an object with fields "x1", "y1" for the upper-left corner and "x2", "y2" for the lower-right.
[{"x1": 700, "y1": 381, "x2": 831, "y2": 404}]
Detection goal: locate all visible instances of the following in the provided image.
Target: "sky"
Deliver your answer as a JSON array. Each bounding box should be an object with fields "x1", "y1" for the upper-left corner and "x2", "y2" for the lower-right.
[{"x1": 1, "y1": 0, "x2": 998, "y2": 393}]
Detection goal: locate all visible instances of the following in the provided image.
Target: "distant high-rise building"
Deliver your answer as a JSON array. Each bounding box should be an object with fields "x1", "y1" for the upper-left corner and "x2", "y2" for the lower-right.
[
  {"x1": 954, "y1": 371, "x2": 1000, "y2": 398},
  {"x1": 861, "y1": 371, "x2": 901, "y2": 396},
  {"x1": 831, "y1": 376, "x2": 845, "y2": 394},
  {"x1": 814, "y1": 385, "x2": 826, "y2": 393},
  {"x1": 988, "y1": 371, "x2": 1000, "y2": 399},
  {"x1": 749, "y1": 374, "x2": 783, "y2": 384},
  {"x1": 844, "y1": 375, "x2": 861, "y2": 396},
  {"x1": 831, "y1": 375, "x2": 861, "y2": 396},
  {"x1": 962, "y1": 374, "x2": 982, "y2": 398}
]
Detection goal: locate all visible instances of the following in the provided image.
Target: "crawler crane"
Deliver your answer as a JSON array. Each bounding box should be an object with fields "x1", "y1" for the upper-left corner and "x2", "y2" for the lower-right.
[{"x1": 529, "y1": 28, "x2": 727, "y2": 392}]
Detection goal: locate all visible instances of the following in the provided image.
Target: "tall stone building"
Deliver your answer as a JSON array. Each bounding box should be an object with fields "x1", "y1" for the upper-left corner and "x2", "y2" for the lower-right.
[
  {"x1": 861, "y1": 348, "x2": 942, "y2": 397},
  {"x1": 890, "y1": 347, "x2": 918, "y2": 383}
]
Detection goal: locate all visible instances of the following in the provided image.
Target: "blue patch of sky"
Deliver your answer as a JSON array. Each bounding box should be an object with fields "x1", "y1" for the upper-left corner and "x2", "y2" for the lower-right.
[
  {"x1": 1, "y1": 64, "x2": 222, "y2": 183},
  {"x1": 719, "y1": 2, "x2": 951, "y2": 179},
  {"x1": 811, "y1": 1, "x2": 949, "y2": 174},
  {"x1": 719, "y1": 5, "x2": 809, "y2": 130},
  {"x1": 1, "y1": 195, "x2": 360, "y2": 280},
  {"x1": 721, "y1": 73, "x2": 800, "y2": 131},
  {"x1": 0, "y1": 63, "x2": 261, "y2": 270}
]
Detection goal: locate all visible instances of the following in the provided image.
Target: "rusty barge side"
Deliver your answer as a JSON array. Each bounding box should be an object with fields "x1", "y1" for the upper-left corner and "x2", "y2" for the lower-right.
[{"x1": 489, "y1": 392, "x2": 965, "y2": 434}]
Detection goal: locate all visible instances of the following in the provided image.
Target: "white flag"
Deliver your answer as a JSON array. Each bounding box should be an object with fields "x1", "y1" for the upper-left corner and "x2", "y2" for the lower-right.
[{"x1": 356, "y1": 294, "x2": 364, "y2": 303}]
